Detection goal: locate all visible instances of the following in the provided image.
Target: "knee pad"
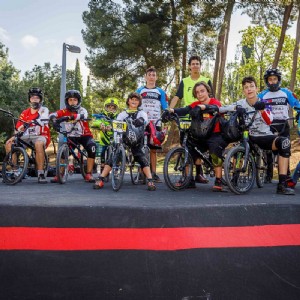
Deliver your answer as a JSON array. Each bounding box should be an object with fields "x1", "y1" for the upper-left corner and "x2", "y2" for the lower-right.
[
  {"x1": 211, "y1": 153, "x2": 223, "y2": 167},
  {"x1": 86, "y1": 141, "x2": 96, "y2": 159},
  {"x1": 275, "y1": 137, "x2": 291, "y2": 158}
]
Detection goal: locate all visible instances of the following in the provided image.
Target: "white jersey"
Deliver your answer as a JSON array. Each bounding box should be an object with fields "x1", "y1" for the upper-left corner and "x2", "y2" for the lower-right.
[
  {"x1": 117, "y1": 109, "x2": 148, "y2": 124},
  {"x1": 236, "y1": 99, "x2": 273, "y2": 137}
]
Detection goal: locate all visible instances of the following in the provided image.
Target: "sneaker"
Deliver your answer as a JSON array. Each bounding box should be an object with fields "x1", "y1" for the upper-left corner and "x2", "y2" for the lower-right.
[
  {"x1": 152, "y1": 172, "x2": 162, "y2": 183},
  {"x1": 264, "y1": 176, "x2": 272, "y2": 184},
  {"x1": 195, "y1": 174, "x2": 209, "y2": 184},
  {"x1": 38, "y1": 174, "x2": 47, "y2": 184},
  {"x1": 147, "y1": 179, "x2": 156, "y2": 191},
  {"x1": 68, "y1": 164, "x2": 75, "y2": 175},
  {"x1": 212, "y1": 180, "x2": 227, "y2": 192},
  {"x1": 50, "y1": 176, "x2": 59, "y2": 183},
  {"x1": 277, "y1": 183, "x2": 295, "y2": 195},
  {"x1": 85, "y1": 173, "x2": 95, "y2": 183},
  {"x1": 93, "y1": 179, "x2": 104, "y2": 189},
  {"x1": 286, "y1": 179, "x2": 296, "y2": 189},
  {"x1": 187, "y1": 179, "x2": 196, "y2": 189}
]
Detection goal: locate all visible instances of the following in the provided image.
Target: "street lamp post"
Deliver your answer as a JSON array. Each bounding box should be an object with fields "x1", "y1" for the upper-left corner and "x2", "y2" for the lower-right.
[
  {"x1": 59, "y1": 43, "x2": 81, "y2": 109},
  {"x1": 59, "y1": 43, "x2": 81, "y2": 146}
]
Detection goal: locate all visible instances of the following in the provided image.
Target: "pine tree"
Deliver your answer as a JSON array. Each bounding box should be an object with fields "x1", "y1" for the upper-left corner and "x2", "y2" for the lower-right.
[{"x1": 74, "y1": 59, "x2": 83, "y2": 96}]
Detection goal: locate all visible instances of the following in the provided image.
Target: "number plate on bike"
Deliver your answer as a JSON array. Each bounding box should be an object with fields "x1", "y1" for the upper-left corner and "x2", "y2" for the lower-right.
[
  {"x1": 180, "y1": 121, "x2": 191, "y2": 129},
  {"x1": 112, "y1": 121, "x2": 127, "y2": 133}
]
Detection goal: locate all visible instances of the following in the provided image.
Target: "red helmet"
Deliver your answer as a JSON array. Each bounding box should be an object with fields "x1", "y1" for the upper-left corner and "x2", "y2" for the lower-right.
[{"x1": 148, "y1": 121, "x2": 166, "y2": 146}]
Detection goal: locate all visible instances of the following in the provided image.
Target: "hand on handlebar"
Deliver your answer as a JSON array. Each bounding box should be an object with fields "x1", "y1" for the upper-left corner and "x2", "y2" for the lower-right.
[
  {"x1": 161, "y1": 110, "x2": 174, "y2": 123},
  {"x1": 253, "y1": 101, "x2": 266, "y2": 111}
]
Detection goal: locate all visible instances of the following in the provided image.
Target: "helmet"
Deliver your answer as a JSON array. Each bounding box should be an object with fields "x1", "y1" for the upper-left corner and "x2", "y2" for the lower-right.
[
  {"x1": 104, "y1": 97, "x2": 119, "y2": 118},
  {"x1": 65, "y1": 90, "x2": 82, "y2": 112},
  {"x1": 148, "y1": 121, "x2": 166, "y2": 146},
  {"x1": 28, "y1": 87, "x2": 43, "y2": 109},
  {"x1": 264, "y1": 68, "x2": 282, "y2": 92},
  {"x1": 124, "y1": 122, "x2": 144, "y2": 146}
]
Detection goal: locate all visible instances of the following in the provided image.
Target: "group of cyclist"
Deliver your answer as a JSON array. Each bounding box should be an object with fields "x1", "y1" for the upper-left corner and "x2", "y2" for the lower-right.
[{"x1": 3, "y1": 55, "x2": 300, "y2": 195}]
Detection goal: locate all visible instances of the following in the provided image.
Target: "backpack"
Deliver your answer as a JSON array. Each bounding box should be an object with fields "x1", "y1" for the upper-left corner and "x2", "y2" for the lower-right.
[{"x1": 219, "y1": 112, "x2": 242, "y2": 143}]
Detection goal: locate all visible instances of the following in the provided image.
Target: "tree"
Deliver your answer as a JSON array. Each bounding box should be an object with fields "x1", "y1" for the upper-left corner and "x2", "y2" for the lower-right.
[{"x1": 74, "y1": 59, "x2": 83, "y2": 95}]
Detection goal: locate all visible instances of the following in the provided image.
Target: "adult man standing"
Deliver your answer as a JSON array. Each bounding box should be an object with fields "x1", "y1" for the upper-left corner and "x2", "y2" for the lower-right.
[{"x1": 170, "y1": 55, "x2": 213, "y2": 184}]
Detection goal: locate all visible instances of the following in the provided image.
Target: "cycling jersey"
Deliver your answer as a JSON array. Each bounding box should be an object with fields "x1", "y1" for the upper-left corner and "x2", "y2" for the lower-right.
[
  {"x1": 16, "y1": 106, "x2": 50, "y2": 147},
  {"x1": 258, "y1": 88, "x2": 300, "y2": 121},
  {"x1": 176, "y1": 75, "x2": 213, "y2": 106},
  {"x1": 91, "y1": 112, "x2": 114, "y2": 146},
  {"x1": 117, "y1": 109, "x2": 148, "y2": 124},
  {"x1": 136, "y1": 86, "x2": 168, "y2": 122},
  {"x1": 50, "y1": 107, "x2": 92, "y2": 137},
  {"x1": 236, "y1": 99, "x2": 273, "y2": 137}
]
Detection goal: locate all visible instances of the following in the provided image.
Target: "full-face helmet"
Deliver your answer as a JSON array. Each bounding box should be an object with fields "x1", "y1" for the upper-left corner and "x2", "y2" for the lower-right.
[
  {"x1": 65, "y1": 90, "x2": 82, "y2": 112},
  {"x1": 104, "y1": 97, "x2": 119, "y2": 119},
  {"x1": 263, "y1": 68, "x2": 282, "y2": 92},
  {"x1": 28, "y1": 87, "x2": 43, "y2": 109}
]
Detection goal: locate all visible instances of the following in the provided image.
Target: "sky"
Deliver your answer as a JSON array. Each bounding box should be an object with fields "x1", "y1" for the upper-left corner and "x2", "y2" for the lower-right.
[{"x1": 0, "y1": 1, "x2": 297, "y2": 90}]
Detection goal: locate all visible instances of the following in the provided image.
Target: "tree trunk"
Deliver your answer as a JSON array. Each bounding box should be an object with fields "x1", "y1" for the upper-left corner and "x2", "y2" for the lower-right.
[
  {"x1": 290, "y1": 7, "x2": 300, "y2": 91},
  {"x1": 272, "y1": 1, "x2": 293, "y2": 68},
  {"x1": 215, "y1": 0, "x2": 235, "y2": 100},
  {"x1": 182, "y1": 24, "x2": 188, "y2": 79}
]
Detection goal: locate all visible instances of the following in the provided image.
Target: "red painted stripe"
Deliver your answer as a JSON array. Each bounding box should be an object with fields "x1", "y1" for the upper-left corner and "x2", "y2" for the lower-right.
[{"x1": 1, "y1": 225, "x2": 300, "y2": 251}]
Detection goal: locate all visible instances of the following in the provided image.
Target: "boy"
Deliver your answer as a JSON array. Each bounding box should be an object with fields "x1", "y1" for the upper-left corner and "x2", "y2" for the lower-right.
[
  {"x1": 50, "y1": 90, "x2": 96, "y2": 183},
  {"x1": 136, "y1": 66, "x2": 168, "y2": 182},
  {"x1": 93, "y1": 92, "x2": 156, "y2": 191}
]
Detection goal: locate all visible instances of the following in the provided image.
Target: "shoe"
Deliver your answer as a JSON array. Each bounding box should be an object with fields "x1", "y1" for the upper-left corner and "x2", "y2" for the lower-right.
[
  {"x1": 85, "y1": 173, "x2": 95, "y2": 183},
  {"x1": 264, "y1": 176, "x2": 272, "y2": 184},
  {"x1": 93, "y1": 179, "x2": 104, "y2": 189},
  {"x1": 195, "y1": 174, "x2": 209, "y2": 184},
  {"x1": 38, "y1": 174, "x2": 47, "y2": 184},
  {"x1": 152, "y1": 172, "x2": 162, "y2": 183},
  {"x1": 212, "y1": 179, "x2": 227, "y2": 192},
  {"x1": 68, "y1": 164, "x2": 75, "y2": 174},
  {"x1": 286, "y1": 179, "x2": 296, "y2": 188},
  {"x1": 50, "y1": 176, "x2": 59, "y2": 183},
  {"x1": 276, "y1": 183, "x2": 295, "y2": 195},
  {"x1": 187, "y1": 179, "x2": 196, "y2": 189},
  {"x1": 147, "y1": 179, "x2": 156, "y2": 191}
]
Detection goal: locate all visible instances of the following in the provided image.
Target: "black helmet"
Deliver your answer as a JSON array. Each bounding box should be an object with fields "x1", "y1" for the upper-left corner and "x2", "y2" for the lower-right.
[
  {"x1": 28, "y1": 87, "x2": 43, "y2": 109},
  {"x1": 65, "y1": 90, "x2": 82, "y2": 112},
  {"x1": 263, "y1": 68, "x2": 282, "y2": 92}
]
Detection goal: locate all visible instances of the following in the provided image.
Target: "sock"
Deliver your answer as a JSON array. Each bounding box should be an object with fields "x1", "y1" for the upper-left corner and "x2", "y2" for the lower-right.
[
  {"x1": 279, "y1": 174, "x2": 287, "y2": 184},
  {"x1": 37, "y1": 170, "x2": 44, "y2": 176}
]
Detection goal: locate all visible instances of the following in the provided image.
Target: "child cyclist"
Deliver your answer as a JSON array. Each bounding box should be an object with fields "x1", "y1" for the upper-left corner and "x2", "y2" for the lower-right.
[
  {"x1": 91, "y1": 97, "x2": 119, "y2": 172},
  {"x1": 49, "y1": 89, "x2": 96, "y2": 183},
  {"x1": 93, "y1": 92, "x2": 156, "y2": 191}
]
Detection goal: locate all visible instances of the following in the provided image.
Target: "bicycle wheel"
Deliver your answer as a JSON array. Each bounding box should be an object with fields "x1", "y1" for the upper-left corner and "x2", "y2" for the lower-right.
[
  {"x1": 111, "y1": 145, "x2": 126, "y2": 191},
  {"x1": 163, "y1": 147, "x2": 193, "y2": 191},
  {"x1": 2, "y1": 147, "x2": 28, "y2": 185},
  {"x1": 79, "y1": 149, "x2": 88, "y2": 179},
  {"x1": 224, "y1": 146, "x2": 256, "y2": 195},
  {"x1": 255, "y1": 149, "x2": 267, "y2": 188},
  {"x1": 56, "y1": 144, "x2": 69, "y2": 184}
]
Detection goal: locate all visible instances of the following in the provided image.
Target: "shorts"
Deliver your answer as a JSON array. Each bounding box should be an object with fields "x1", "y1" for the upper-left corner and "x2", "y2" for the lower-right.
[
  {"x1": 250, "y1": 135, "x2": 276, "y2": 151},
  {"x1": 21, "y1": 135, "x2": 47, "y2": 146},
  {"x1": 270, "y1": 120, "x2": 290, "y2": 138},
  {"x1": 188, "y1": 133, "x2": 227, "y2": 162}
]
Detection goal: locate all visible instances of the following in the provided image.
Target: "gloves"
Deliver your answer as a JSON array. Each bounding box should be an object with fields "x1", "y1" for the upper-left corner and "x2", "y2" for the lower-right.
[
  {"x1": 161, "y1": 110, "x2": 171, "y2": 123},
  {"x1": 236, "y1": 106, "x2": 246, "y2": 115},
  {"x1": 253, "y1": 101, "x2": 266, "y2": 111},
  {"x1": 57, "y1": 116, "x2": 72, "y2": 123},
  {"x1": 132, "y1": 117, "x2": 144, "y2": 127},
  {"x1": 52, "y1": 121, "x2": 61, "y2": 132}
]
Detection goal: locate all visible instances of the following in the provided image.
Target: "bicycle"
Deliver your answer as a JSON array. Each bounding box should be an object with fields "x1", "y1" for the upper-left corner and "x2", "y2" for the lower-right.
[
  {"x1": 223, "y1": 110, "x2": 269, "y2": 195},
  {"x1": 52, "y1": 117, "x2": 89, "y2": 184},
  {"x1": 0, "y1": 108, "x2": 49, "y2": 185},
  {"x1": 163, "y1": 113, "x2": 216, "y2": 191},
  {"x1": 94, "y1": 114, "x2": 150, "y2": 190}
]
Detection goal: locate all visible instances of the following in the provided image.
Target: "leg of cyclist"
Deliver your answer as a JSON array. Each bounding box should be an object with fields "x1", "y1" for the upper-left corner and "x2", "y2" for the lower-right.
[
  {"x1": 80, "y1": 136, "x2": 96, "y2": 183},
  {"x1": 273, "y1": 136, "x2": 294, "y2": 195},
  {"x1": 34, "y1": 137, "x2": 47, "y2": 184}
]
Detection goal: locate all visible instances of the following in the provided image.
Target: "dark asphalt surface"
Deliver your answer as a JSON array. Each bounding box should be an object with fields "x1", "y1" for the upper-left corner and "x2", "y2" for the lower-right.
[{"x1": 0, "y1": 173, "x2": 298, "y2": 208}]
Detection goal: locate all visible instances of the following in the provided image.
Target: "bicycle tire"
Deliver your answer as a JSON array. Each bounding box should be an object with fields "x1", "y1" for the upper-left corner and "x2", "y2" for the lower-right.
[
  {"x1": 79, "y1": 149, "x2": 88, "y2": 179},
  {"x1": 2, "y1": 147, "x2": 28, "y2": 185},
  {"x1": 256, "y1": 148, "x2": 267, "y2": 188},
  {"x1": 111, "y1": 145, "x2": 126, "y2": 191},
  {"x1": 224, "y1": 146, "x2": 256, "y2": 195},
  {"x1": 56, "y1": 144, "x2": 69, "y2": 184},
  {"x1": 163, "y1": 147, "x2": 193, "y2": 191}
]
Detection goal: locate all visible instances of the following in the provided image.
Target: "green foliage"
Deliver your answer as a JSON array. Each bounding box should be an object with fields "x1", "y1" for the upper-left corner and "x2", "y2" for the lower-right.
[
  {"x1": 222, "y1": 24, "x2": 299, "y2": 102},
  {"x1": 74, "y1": 59, "x2": 83, "y2": 95}
]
